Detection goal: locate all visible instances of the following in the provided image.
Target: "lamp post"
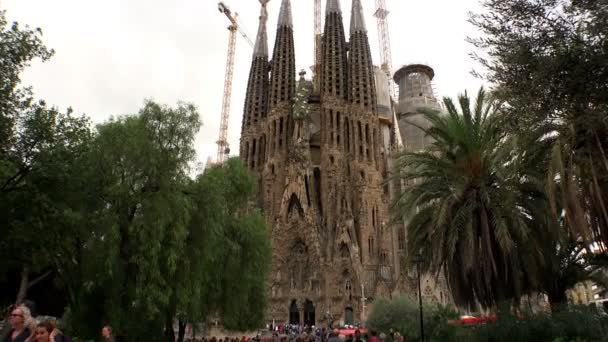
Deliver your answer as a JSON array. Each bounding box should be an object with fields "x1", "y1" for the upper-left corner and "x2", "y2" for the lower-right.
[{"x1": 413, "y1": 253, "x2": 425, "y2": 342}]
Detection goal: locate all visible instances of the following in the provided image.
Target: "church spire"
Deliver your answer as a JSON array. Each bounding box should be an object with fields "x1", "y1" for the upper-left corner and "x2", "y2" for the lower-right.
[
  {"x1": 348, "y1": 0, "x2": 376, "y2": 111},
  {"x1": 252, "y1": 1, "x2": 269, "y2": 58},
  {"x1": 269, "y1": 0, "x2": 296, "y2": 109},
  {"x1": 320, "y1": 0, "x2": 347, "y2": 98},
  {"x1": 240, "y1": 0, "x2": 270, "y2": 138}
]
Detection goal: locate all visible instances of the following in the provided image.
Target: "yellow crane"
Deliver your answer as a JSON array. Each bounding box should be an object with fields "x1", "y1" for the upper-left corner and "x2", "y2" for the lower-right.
[{"x1": 216, "y1": 2, "x2": 254, "y2": 165}]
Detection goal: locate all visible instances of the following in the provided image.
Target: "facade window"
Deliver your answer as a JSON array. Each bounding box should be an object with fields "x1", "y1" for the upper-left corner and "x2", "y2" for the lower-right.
[{"x1": 398, "y1": 228, "x2": 405, "y2": 250}]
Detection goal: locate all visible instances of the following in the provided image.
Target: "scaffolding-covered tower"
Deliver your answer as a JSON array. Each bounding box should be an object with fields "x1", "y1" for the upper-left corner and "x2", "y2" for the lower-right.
[{"x1": 393, "y1": 64, "x2": 441, "y2": 151}]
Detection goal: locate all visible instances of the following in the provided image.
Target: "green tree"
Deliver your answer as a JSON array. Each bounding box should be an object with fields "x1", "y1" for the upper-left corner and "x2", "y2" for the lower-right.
[
  {"x1": 74, "y1": 101, "x2": 200, "y2": 340},
  {"x1": 71, "y1": 103, "x2": 271, "y2": 341},
  {"x1": 469, "y1": 0, "x2": 608, "y2": 246},
  {"x1": 392, "y1": 88, "x2": 549, "y2": 308},
  {"x1": 0, "y1": 9, "x2": 53, "y2": 156},
  {"x1": 540, "y1": 236, "x2": 608, "y2": 309},
  {"x1": 0, "y1": 8, "x2": 92, "y2": 307},
  {"x1": 178, "y1": 158, "x2": 271, "y2": 333}
]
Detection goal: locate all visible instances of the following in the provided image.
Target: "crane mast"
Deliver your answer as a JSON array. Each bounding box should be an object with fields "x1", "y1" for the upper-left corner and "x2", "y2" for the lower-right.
[
  {"x1": 216, "y1": 2, "x2": 253, "y2": 165},
  {"x1": 374, "y1": 0, "x2": 396, "y2": 100}
]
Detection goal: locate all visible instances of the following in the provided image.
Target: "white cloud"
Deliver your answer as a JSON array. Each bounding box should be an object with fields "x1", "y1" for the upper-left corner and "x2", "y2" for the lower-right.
[{"x1": 4, "y1": 0, "x2": 484, "y2": 166}]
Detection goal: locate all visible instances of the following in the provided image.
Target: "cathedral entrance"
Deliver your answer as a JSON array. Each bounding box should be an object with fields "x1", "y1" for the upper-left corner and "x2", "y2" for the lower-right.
[
  {"x1": 344, "y1": 307, "x2": 354, "y2": 325},
  {"x1": 303, "y1": 299, "x2": 315, "y2": 326},
  {"x1": 289, "y1": 300, "x2": 300, "y2": 325}
]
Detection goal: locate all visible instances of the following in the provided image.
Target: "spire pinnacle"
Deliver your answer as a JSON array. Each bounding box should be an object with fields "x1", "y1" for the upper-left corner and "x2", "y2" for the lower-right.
[
  {"x1": 277, "y1": 0, "x2": 293, "y2": 28},
  {"x1": 326, "y1": 0, "x2": 341, "y2": 15},
  {"x1": 253, "y1": 1, "x2": 269, "y2": 58},
  {"x1": 350, "y1": 0, "x2": 366, "y2": 34}
]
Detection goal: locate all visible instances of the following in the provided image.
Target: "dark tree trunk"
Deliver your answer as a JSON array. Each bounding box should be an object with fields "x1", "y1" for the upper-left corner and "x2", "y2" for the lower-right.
[
  {"x1": 165, "y1": 312, "x2": 175, "y2": 342},
  {"x1": 547, "y1": 288, "x2": 568, "y2": 312},
  {"x1": 177, "y1": 320, "x2": 186, "y2": 342},
  {"x1": 16, "y1": 266, "x2": 29, "y2": 304}
]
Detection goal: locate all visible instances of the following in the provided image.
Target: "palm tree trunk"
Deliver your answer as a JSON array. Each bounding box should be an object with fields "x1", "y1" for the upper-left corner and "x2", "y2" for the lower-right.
[{"x1": 547, "y1": 289, "x2": 568, "y2": 312}]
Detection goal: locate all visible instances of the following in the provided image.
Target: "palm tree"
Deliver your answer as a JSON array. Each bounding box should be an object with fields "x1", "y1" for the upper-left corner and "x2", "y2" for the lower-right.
[
  {"x1": 539, "y1": 233, "x2": 608, "y2": 310},
  {"x1": 392, "y1": 87, "x2": 549, "y2": 309}
]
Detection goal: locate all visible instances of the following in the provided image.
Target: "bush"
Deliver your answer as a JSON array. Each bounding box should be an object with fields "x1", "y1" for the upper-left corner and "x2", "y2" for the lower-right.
[
  {"x1": 366, "y1": 296, "x2": 461, "y2": 341},
  {"x1": 471, "y1": 306, "x2": 608, "y2": 342},
  {"x1": 367, "y1": 298, "x2": 608, "y2": 342}
]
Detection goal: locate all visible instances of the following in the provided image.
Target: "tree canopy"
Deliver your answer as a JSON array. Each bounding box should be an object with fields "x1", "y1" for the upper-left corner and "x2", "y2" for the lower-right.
[{"x1": 469, "y1": 0, "x2": 608, "y2": 246}]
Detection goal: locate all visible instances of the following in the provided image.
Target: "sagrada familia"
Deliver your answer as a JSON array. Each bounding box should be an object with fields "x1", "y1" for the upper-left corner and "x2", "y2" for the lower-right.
[{"x1": 238, "y1": 0, "x2": 448, "y2": 326}]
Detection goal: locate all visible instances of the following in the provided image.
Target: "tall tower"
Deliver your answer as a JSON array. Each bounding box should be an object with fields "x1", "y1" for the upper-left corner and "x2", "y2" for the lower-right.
[
  {"x1": 393, "y1": 64, "x2": 440, "y2": 151},
  {"x1": 240, "y1": 1, "x2": 269, "y2": 172},
  {"x1": 262, "y1": 0, "x2": 296, "y2": 217}
]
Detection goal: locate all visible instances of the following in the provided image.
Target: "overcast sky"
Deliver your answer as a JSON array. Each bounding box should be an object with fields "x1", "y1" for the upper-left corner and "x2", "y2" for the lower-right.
[{"x1": 3, "y1": 0, "x2": 484, "y2": 167}]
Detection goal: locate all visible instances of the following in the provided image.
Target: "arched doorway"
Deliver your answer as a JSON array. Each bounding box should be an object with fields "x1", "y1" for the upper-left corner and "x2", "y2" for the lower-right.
[
  {"x1": 289, "y1": 299, "x2": 300, "y2": 325},
  {"x1": 303, "y1": 299, "x2": 315, "y2": 326},
  {"x1": 344, "y1": 306, "x2": 354, "y2": 325}
]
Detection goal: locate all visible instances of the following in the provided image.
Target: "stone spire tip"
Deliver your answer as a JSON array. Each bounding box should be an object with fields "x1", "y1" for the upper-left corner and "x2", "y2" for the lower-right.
[
  {"x1": 277, "y1": 0, "x2": 293, "y2": 28},
  {"x1": 350, "y1": 0, "x2": 366, "y2": 34},
  {"x1": 253, "y1": 1, "x2": 269, "y2": 57},
  {"x1": 326, "y1": 0, "x2": 342, "y2": 15}
]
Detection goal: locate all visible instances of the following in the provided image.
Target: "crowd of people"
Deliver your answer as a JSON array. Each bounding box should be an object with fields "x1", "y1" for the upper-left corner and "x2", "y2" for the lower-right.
[
  {"x1": 3, "y1": 305, "x2": 405, "y2": 342},
  {"x1": 184, "y1": 326, "x2": 406, "y2": 342},
  {"x1": 1, "y1": 303, "x2": 115, "y2": 342}
]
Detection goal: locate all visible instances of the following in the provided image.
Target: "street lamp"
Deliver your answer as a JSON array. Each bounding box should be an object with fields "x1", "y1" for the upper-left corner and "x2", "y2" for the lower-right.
[{"x1": 413, "y1": 252, "x2": 425, "y2": 342}]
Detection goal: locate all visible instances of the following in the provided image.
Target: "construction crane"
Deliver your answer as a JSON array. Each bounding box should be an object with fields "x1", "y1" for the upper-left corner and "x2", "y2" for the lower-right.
[
  {"x1": 373, "y1": 0, "x2": 403, "y2": 148},
  {"x1": 216, "y1": 2, "x2": 254, "y2": 165},
  {"x1": 373, "y1": 0, "x2": 396, "y2": 100}
]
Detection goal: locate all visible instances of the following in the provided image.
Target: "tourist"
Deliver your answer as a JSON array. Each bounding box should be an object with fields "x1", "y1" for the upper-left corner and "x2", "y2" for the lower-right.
[
  {"x1": 33, "y1": 321, "x2": 65, "y2": 342},
  {"x1": 2, "y1": 305, "x2": 33, "y2": 342},
  {"x1": 366, "y1": 331, "x2": 379, "y2": 342},
  {"x1": 326, "y1": 330, "x2": 340, "y2": 342},
  {"x1": 353, "y1": 330, "x2": 364, "y2": 342},
  {"x1": 100, "y1": 325, "x2": 114, "y2": 342}
]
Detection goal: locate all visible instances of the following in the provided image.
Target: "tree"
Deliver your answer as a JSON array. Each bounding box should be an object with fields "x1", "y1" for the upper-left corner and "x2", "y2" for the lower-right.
[
  {"x1": 0, "y1": 9, "x2": 53, "y2": 156},
  {"x1": 392, "y1": 88, "x2": 549, "y2": 308},
  {"x1": 0, "y1": 9, "x2": 92, "y2": 308},
  {"x1": 70, "y1": 103, "x2": 271, "y2": 341},
  {"x1": 540, "y1": 236, "x2": 608, "y2": 310},
  {"x1": 469, "y1": 0, "x2": 608, "y2": 246},
  {"x1": 174, "y1": 159, "x2": 271, "y2": 335}
]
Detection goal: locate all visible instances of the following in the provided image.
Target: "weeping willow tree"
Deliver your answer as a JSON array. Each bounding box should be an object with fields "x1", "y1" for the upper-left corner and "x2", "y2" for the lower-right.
[
  {"x1": 392, "y1": 88, "x2": 550, "y2": 308},
  {"x1": 176, "y1": 158, "x2": 271, "y2": 334}
]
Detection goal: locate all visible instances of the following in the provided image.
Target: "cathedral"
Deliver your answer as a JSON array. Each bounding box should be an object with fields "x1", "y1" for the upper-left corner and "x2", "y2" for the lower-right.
[{"x1": 238, "y1": 0, "x2": 447, "y2": 326}]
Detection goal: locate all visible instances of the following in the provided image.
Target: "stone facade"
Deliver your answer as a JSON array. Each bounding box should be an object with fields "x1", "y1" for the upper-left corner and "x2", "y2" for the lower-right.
[{"x1": 239, "y1": 0, "x2": 448, "y2": 326}]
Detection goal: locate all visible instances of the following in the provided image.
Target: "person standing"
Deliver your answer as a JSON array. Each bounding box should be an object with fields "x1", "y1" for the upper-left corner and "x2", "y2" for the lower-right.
[{"x1": 2, "y1": 305, "x2": 33, "y2": 342}]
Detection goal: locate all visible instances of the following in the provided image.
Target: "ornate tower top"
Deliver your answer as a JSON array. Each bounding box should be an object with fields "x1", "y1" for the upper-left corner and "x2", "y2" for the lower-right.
[
  {"x1": 320, "y1": 0, "x2": 347, "y2": 98},
  {"x1": 253, "y1": 1, "x2": 269, "y2": 58},
  {"x1": 326, "y1": 0, "x2": 342, "y2": 14},
  {"x1": 269, "y1": 0, "x2": 296, "y2": 110},
  {"x1": 347, "y1": 0, "x2": 376, "y2": 111},
  {"x1": 350, "y1": 0, "x2": 366, "y2": 34},
  {"x1": 278, "y1": 0, "x2": 293, "y2": 28}
]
